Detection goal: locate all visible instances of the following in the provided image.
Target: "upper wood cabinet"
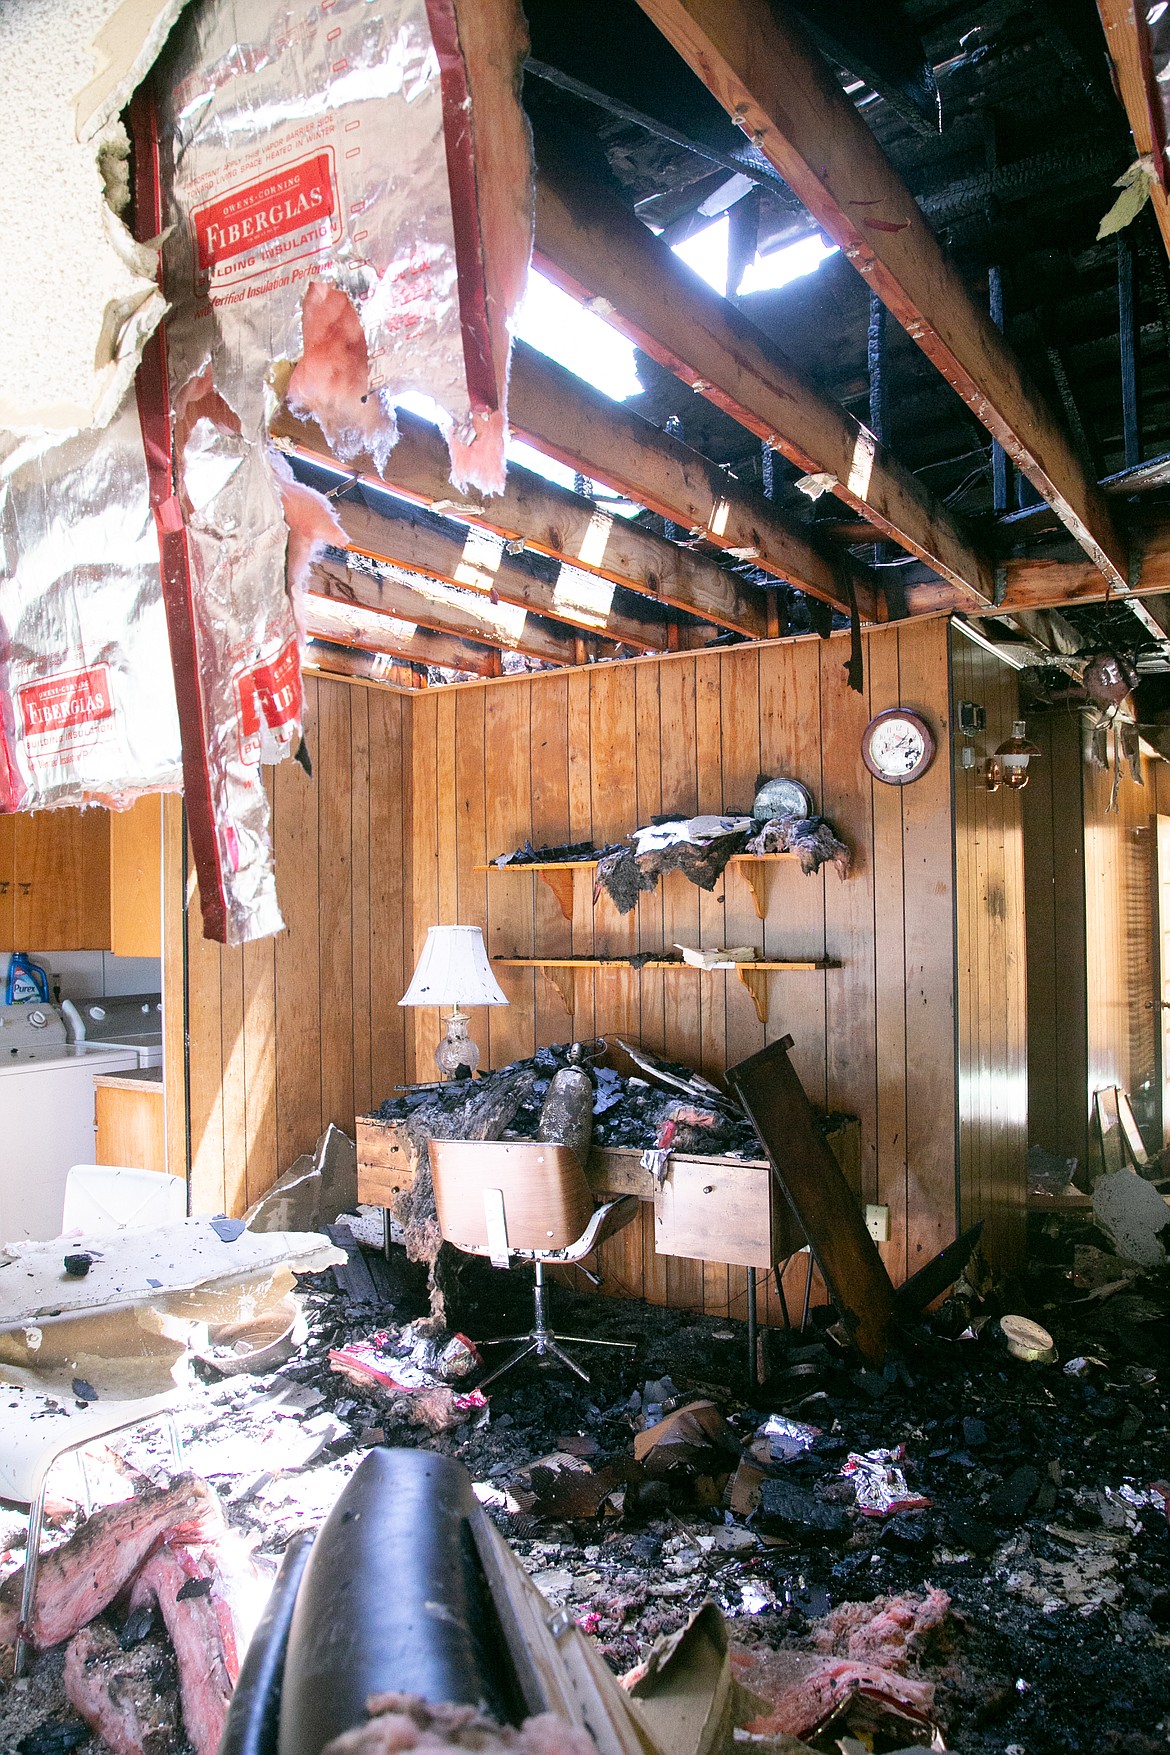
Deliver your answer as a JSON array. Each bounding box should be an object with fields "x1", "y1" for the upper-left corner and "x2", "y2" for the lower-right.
[{"x1": 0, "y1": 796, "x2": 162, "y2": 956}]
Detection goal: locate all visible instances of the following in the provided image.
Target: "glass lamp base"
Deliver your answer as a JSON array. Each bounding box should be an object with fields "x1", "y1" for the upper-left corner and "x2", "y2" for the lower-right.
[{"x1": 435, "y1": 1009, "x2": 480, "y2": 1079}]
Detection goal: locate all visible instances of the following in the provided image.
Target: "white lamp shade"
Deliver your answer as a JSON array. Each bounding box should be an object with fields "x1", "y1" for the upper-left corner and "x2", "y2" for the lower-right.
[{"x1": 399, "y1": 925, "x2": 509, "y2": 1007}]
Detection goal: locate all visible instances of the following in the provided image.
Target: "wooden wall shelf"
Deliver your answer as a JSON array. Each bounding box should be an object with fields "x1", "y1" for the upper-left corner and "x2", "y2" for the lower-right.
[
  {"x1": 476, "y1": 850, "x2": 809, "y2": 922},
  {"x1": 492, "y1": 955, "x2": 839, "y2": 1025}
]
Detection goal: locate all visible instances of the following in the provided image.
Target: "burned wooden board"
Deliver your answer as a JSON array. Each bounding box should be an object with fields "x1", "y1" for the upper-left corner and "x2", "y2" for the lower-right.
[
  {"x1": 355, "y1": 1116, "x2": 417, "y2": 1206},
  {"x1": 726, "y1": 1036, "x2": 896, "y2": 1363}
]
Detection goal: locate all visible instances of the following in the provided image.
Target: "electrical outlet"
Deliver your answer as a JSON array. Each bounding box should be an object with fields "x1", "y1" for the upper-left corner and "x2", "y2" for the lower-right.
[{"x1": 865, "y1": 1203, "x2": 890, "y2": 1243}]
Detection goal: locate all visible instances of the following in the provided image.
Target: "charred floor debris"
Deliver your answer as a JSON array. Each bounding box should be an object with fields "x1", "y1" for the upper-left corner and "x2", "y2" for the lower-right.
[{"x1": 1, "y1": 1172, "x2": 1168, "y2": 1755}]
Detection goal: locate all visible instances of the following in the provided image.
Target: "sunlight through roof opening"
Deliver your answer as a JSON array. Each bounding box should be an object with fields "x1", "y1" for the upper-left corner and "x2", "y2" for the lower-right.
[
  {"x1": 671, "y1": 214, "x2": 729, "y2": 296},
  {"x1": 515, "y1": 269, "x2": 643, "y2": 400},
  {"x1": 739, "y1": 233, "x2": 839, "y2": 296}
]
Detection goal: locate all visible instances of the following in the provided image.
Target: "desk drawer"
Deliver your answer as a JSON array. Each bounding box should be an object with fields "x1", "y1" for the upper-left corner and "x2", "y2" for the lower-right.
[{"x1": 654, "y1": 1158, "x2": 777, "y2": 1268}]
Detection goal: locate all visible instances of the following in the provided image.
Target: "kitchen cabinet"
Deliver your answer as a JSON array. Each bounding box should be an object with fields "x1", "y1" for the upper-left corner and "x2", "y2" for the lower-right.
[
  {"x1": 94, "y1": 1071, "x2": 166, "y2": 1173},
  {"x1": 0, "y1": 796, "x2": 161, "y2": 955}
]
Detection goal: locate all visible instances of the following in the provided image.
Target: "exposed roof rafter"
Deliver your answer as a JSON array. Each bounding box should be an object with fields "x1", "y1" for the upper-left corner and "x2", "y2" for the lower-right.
[
  {"x1": 635, "y1": 0, "x2": 1129, "y2": 592},
  {"x1": 534, "y1": 159, "x2": 992, "y2": 604}
]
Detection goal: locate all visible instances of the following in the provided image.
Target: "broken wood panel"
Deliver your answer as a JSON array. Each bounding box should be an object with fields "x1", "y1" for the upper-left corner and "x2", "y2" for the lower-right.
[
  {"x1": 635, "y1": 0, "x2": 1127, "y2": 592},
  {"x1": 510, "y1": 345, "x2": 869, "y2": 620},
  {"x1": 318, "y1": 678, "x2": 356, "y2": 1137},
  {"x1": 897, "y1": 619, "x2": 958, "y2": 1273},
  {"x1": 536, "y1": 164, "x2": 992, "y2": 602}
]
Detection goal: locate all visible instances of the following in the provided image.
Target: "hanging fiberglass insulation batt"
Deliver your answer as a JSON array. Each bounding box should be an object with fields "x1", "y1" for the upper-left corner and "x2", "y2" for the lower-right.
[
  {"x1": 0, "y1": 0, "x2": 188, "y2": 812},
  {"x1": 152, "y1": 0, "x2": 534, "y2": 943}
]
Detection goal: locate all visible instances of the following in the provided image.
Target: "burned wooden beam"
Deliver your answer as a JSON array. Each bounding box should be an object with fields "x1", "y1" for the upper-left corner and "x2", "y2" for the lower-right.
[
  {"x1": 534, "y1": 161, "x2": 992, "y2": 604},
  {"x1": 509, "y1": 343, "x2": 878, "y2": 619},
  {"x1": 271, "y1": 410, "x2": 767, "y2": 638},
  {"x1": 304, "y1": 600, "x2": 505, "y2": 679},
  {"x1": 901, "y1": 517, "x2": 1170, "y2": 616},
  {"x1": 316, "y1": 487, "x2": 684, "y2": 654},
  {"x1": 304, "y1": 639, "x2": 419, "y2": 689},
  {"x1": 1097, "y1": 0, "x2": 1170, "y2": 264},
  {"x1": 636, "y1": 0, "x2": 1129, "y2": 593},
  {"x1": 308, "y1": 560, "x2": 601, "y2": 668}
]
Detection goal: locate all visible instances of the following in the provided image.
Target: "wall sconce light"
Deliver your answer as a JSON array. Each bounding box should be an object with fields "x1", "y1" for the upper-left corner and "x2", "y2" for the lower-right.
[
  {"x1": 994, "y1": 720, "x2": 1041, "y2": 790},
  {"x1": 984, "y1": 758, "x2": 1002, "y2": 792}
]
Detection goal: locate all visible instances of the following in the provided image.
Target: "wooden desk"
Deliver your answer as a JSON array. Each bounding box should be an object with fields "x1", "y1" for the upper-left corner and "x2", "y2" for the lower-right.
[{"x1": 355, "y1": 1112, "x2": 860, "y2": 1271}]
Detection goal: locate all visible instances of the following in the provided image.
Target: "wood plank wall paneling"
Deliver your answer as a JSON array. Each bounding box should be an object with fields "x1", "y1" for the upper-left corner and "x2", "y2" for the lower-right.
[
  {"x1": 1021, "y1": 711, "x2": 1089, "y2": 1166},
  {"x1": 951, "y1": 629, "x2": 1027, "y2": 1269},
  {"x1": 166, "y1": 676, "x2": 412, "y2": 1214},
  {"x1": 406, "y1": 620, "x2": 964, "y2": 1319},
  {"x1": 1083, "y1": 721, "x2": 1160, "y2": 1159},
  {"x1": 1024, "y1": 711, "x2": 1167, "y2": 1171}
]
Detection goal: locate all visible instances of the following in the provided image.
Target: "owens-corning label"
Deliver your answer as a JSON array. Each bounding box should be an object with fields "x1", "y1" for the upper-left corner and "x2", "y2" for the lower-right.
[
  {"x1": 192, "y1": 150, "x2": 340, "y2": 289},
  {"x1": 19, "y1": 665, "x2": 115, "y2": 748}
]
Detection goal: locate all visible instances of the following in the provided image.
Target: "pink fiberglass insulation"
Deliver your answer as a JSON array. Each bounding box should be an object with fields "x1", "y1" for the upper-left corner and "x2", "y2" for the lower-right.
[
  {"x1": 129, "y1": 1531, "x2": 263, "y2": 1755},
  {"x1": 0, "y1": 1475, "x2": 223, "y2": 1651},
  {"x1": 146, "y1": 0, "x2": 532, "y2": 942}
]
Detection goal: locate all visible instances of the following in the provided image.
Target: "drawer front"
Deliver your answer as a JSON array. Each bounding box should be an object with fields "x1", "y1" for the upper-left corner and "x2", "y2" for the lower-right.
[
  {"x1": 654, "y1": 1159, "x2": 774, "y2": 1268},
  {"x1": 356, "y1": 1116, "x2": 416, "y2": 1205}
]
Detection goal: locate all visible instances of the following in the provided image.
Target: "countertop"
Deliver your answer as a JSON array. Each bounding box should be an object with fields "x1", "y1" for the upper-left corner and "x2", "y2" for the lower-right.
[{"x1": 92, "y1": 1066, "x2": 164, "y2": 1092}]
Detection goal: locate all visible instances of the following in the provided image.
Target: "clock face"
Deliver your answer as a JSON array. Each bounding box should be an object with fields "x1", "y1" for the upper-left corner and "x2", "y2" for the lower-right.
[{"x1": 861, "y1": 710, "x2": 935, "y2": 785}]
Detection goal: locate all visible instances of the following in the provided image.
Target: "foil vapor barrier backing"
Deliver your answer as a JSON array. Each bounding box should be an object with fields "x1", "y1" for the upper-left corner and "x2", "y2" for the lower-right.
[
  {"x1": 0, "y1": 404, "x2": 183, "y2": 812},
  {"x1": 153, "y1": 0, "x2": 532, "y2": 943}
]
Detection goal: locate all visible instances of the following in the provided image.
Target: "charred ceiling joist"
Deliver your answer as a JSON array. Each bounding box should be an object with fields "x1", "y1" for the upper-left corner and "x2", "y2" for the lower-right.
[
  {"x1": 273, "y1": 408, "x2": 771, "y2": 639},
  {"x1": 634, "y1": 0, "x2": 1131, "y2": 592}
]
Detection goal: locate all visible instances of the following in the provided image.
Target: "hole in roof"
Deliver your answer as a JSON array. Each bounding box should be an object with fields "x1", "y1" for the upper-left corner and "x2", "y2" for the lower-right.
[
  {"x1": 515, "y1": 268, "x2": 643, "y2": 400},
  {"x1": 739, "y1": 233, "x2": 839, "y2": 296}
]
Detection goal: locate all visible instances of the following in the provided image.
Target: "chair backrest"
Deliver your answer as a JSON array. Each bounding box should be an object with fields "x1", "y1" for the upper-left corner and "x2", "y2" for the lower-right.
[
  {"x1": 62, "y1": 1166, "x2": 186, "y2": 1236},
  {"x1": 429, "y1": 1140, "x2": 595, "y2": 1256}
]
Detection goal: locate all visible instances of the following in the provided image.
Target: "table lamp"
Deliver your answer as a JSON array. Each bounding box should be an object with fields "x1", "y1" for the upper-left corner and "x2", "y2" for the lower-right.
[{"x1": 399, "y1": 925, "x2": 509, "y2": 1078}]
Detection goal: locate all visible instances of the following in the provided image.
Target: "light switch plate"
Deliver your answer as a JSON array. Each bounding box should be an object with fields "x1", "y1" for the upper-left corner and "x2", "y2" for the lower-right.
[{"x1": 865, "y1": 1203, "x2": 890, "y2": 1243}]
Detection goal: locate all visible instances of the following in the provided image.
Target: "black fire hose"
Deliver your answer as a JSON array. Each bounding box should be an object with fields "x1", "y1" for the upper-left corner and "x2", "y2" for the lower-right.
[
  {"x1": 218, "y1": 1449, "x2": 524, "y2": 1755},
  {"x1": 220, "y1": 1532, "x2": 314, "y2": 1755}
]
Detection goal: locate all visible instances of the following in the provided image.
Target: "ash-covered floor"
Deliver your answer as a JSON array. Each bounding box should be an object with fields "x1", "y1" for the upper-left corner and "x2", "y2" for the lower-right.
[{"x1": 2, "y1": 1209, "x2": 1168, "y2": 1755}]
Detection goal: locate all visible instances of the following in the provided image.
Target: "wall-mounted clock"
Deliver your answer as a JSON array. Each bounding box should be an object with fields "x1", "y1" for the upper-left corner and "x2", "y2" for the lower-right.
[{"x1": 861, "y1": 708, "x2": 935, "y2": 785}]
